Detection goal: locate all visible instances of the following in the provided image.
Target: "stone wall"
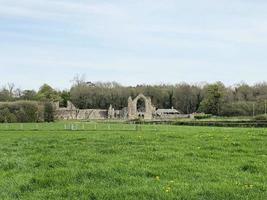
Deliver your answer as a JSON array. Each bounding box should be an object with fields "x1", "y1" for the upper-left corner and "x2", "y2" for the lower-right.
[
  {"x1": 77, "y1": 109, "x2": 108, "y2": 120},
  {"x1": 54, "y1": 101, "x2": 108, "y2": 120},
  {"x1": 55, "y1": 109, "x2": 78, "y2": 120}
]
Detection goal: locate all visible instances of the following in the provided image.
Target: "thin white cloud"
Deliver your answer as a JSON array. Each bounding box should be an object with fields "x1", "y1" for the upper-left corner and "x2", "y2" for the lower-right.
[{"x1": 0, "y1": 0, "x2": 124, "y2": 21}]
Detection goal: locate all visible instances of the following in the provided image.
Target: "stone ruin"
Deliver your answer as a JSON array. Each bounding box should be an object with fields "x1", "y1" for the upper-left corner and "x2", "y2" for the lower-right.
[
  {"x1": 128, "y1": 93, "x2": 156, "y2": 120},
  {"x1": 54, "y1": 101, "x2": 110, "y2": 120},
  {"x1": 54, "y1": 94, "x2": 183, "y2": 120},
  {"x1": 54, "y1": 101, "x2": 78, "y2": 120}
]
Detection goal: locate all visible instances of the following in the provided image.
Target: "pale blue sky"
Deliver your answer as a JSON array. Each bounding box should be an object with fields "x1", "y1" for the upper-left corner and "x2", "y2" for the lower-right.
[{"x1": 0, "y1": 0, "x2": 267, "y2": 90}]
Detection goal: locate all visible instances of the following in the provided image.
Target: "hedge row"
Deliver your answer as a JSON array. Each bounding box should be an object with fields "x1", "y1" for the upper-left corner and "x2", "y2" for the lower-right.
[
  {"x1": 136, "y1": 120, "x2": 267, "y2": 128},
  {"x1": 172, "y1": 121, "x2": 267, "y2": 128},
  {"x1": 0, "y1": 101, "x2": 54, "y2": 123}
]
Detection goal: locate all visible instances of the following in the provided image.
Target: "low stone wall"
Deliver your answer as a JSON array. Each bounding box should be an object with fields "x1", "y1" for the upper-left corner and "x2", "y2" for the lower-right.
[
  {"x1": 77, "y1": 109, "x2": 108, "y2": 120},
  {"x1": 55, "y1": 109, "x2": 108, "y2": 120},
  {"x1": 55, "y1": 109, "x2": 78, "y2": 120}
]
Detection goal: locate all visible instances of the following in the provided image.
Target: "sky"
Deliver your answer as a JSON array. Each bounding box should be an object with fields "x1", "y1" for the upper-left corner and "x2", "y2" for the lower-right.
[{"x1": 1, "y1": 0, "x2": 267, "y2": 90}]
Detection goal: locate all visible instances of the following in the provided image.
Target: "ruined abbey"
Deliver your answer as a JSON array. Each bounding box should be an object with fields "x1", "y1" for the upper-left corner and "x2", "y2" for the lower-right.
[{"x1": 54, "y1": 94, "x2": 183, "y2": 120}]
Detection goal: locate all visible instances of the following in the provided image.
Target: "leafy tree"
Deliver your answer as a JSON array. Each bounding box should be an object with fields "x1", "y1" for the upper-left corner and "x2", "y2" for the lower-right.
[
  {"x1": 36, "y1": 84, "x2": 61, "y2": 102},
  {"x1": 20, "y1": 90, "x2": 37, "y2": 100},
  {"x1": 44, "y1": 102, "x2": 54, "y2": 122},
  {"x1": 234, "y1": 83, "x2": 253, "y2": 101},
  {"x1": 199, "y1": 83, "x2": 226, "y2": 115},
  {"x1": 59, "y1": 90, "x2": 70, "y2": 107},
  {"x1": 0, "y1": 88, "x2": 11, "y2": 101}
]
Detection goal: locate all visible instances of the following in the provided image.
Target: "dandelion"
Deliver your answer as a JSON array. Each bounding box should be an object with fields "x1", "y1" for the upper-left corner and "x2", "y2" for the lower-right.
[
  {"x1": 155, "y1": 176, "x2": 160, "y2": 180},
  {"x1": 244, "y1": 184, "x2": 253, "y2": 189},
  {"x1": 165, "y1": 186, "x2": 171, "y2": 193},
  {"x1": 246, "y1": 184, "x2": 253, "y2": 188}
]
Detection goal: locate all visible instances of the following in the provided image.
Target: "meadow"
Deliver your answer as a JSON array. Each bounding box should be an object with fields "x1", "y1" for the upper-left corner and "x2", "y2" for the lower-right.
[{"x1": 0, "y1": 122, "x2": 266, "y2": 200}]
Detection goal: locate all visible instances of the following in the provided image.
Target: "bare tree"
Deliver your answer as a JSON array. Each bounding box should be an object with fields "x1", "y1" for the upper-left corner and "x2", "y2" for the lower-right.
[
  {"x1": 71, "y1": 74, "x2": 86, "y2": 87},
  {"x1": 7, "y1": 83, "x2": 15, "y2": 98}
]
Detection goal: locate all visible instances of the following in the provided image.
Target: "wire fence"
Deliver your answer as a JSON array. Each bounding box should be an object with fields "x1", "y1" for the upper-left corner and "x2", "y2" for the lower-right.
[
  {"x1": 0, "y1": 122, "x2": 168, "y2": 132},
  {"x1": 1, "y1": 120, "x2": 265, "y2": 132}
]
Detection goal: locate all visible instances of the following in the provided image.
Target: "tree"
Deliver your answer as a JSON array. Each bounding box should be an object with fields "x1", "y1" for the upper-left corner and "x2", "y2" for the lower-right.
[
  {"x1": 0, "y1": 88, "x2": 11, "y2": 101},
  {"x1": 7, "y1": 83, "x2": 15, "y2": 98},
  {"x1": 44, "y1": 102, "x2": 54, "y2": 122},
  {"x1": 21, "y1": 90, "x2": 37, "y2": 100},
  {"x1": 71, "y1": 74, "x2": 86, "y2": 87},
  {"x1": 172, "y1": 84, "x2": 202, "y2": 114},
  {"x1": 199, "y1": 82, "x2": 226, "y2": 115},
  {"x1": 59, "y1": 90, "x2": 70, "y2": 107},
  {"x1": 234, "y1": 83, "x2": 253, "y2": 101},
  {"x1": 36, "y1": 84, "x2": 61, "y2": 102}
]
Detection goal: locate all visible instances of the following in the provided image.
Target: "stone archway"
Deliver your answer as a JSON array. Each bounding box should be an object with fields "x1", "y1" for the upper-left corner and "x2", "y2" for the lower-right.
[
  {"x1": 136, "y1": 97, "x2": 146, "y2": 118},
  {"x1": 128, "y1": 94, "x2": 155, "y2": 120}
]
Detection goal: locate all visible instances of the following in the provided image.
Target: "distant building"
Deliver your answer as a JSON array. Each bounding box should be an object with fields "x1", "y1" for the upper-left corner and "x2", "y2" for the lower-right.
[
  {"x1": 155, "y1": 107, "x2": 181, "y2": 118},
  {"x1": 86, "y1": 82, "x2": 96, "y2": 87}
]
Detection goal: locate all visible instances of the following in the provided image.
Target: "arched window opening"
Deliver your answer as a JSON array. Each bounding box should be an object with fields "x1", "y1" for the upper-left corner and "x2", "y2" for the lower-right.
[{"x1": 137, "y1": 98, "x2": 146, "y2": 113}]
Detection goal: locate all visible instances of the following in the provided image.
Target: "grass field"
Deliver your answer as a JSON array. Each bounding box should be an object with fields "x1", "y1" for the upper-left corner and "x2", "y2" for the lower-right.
[{"x1": 0, "y1": 123, "x2": 266, "y2": 200}]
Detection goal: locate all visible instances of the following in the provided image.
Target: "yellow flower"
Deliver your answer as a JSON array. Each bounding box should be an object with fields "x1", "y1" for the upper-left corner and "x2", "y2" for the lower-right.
[
  {"x1": 165, "y1": 186, "x2": 171, "y2": 192},
  {"x1": 155, "y1": 176, "x2": 160, "y2": 180},
  {"x1": 244, "y1": 184, "x2": 254, "y2": 189}
]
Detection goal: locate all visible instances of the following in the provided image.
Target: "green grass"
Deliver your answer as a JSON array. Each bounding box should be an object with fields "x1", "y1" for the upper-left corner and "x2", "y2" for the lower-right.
[{"x1": 0, "y1": 123, "x2": 266, "y2": 200}]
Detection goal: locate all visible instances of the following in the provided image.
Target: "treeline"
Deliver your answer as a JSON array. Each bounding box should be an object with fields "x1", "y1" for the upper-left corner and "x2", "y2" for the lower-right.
[{"x1": 1, "y1": 80, "x2": 267, "y2": 117}]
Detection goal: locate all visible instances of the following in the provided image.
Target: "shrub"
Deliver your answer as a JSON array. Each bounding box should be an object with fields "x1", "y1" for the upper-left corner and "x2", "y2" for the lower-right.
[
  {"x1": 0, "y1": 101, "x2": 41, "y2": 123},
  {"x1": 194, "y1": 114, "x2": 212, "y2": 120},
  {"x1": 6, "y1": 112, "x2": 17, "y2": 123},
  {"x1": 254, "y1": 115, "x2": 267, "y2": 121}
]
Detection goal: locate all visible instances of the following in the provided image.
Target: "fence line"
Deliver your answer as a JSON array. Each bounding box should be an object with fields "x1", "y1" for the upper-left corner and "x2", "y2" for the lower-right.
[{"x1": 0, "y1": 122, "x2": 166, "y2": 132}]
